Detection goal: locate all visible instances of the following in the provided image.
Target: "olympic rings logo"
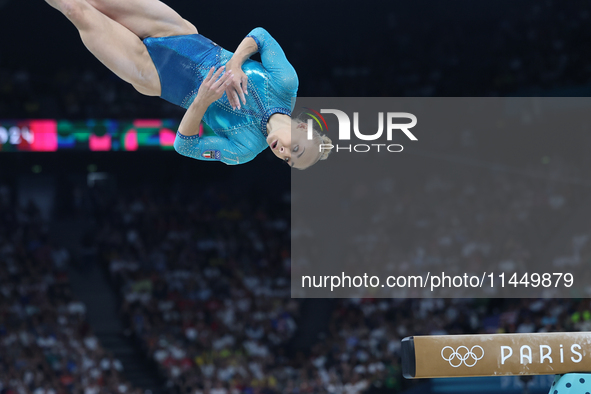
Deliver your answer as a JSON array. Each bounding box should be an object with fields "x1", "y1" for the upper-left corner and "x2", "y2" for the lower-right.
[{"x1": 441, "y1": 345, "x2": 485, "y2": 367}]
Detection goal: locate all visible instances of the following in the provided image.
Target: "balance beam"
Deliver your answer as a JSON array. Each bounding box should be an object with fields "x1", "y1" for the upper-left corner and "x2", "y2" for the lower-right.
[{"x1": 402, "y1": 332, "x2": 591, "y2": 379}]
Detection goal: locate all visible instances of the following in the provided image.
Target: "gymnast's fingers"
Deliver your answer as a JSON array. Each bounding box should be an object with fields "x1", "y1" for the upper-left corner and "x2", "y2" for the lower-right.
[
  {"x1": 231, "y1": 90, "x2": 240, "y2": 110},
  {"x1": 212, "y1": 70, "x2": 231, "y2": 88},
  {"x1": 226, "y1": 89, "x2": 236, "y2": 109},
  {"x1": 235, "y1": 79, "x2": 246, "y2": 105},
  {"x1": 212, "y1": 66, "x2": 225, "y2": 83},
  {"x1": 241, "y1": 76, "x2": 248, "y2": 96},
  {"x1": 205, "y1": 66, "x2": 224, "y2": 87},
  {"x1": 204, "y1": 66, "x2": 215, "y2": 83},
  {"x1": 216, "y1": 78, "x2": 231, "y2": 94},
  {"x1": 225, "y1": 82, "x2": 239, "y2": 109}
]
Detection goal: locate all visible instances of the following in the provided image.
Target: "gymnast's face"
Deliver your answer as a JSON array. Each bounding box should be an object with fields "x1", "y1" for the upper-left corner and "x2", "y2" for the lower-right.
[{"x1": 267, "y1": 121, "x2": 321, "y2": 169}]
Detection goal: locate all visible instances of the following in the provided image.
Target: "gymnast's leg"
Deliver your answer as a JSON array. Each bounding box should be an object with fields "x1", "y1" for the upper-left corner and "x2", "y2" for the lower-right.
[
  {"x1": 84, "y1": 0, "x2": 197, "y2": 39},
  {"x1": 44, "y1": 0, "x2": 161, "y2": 96}
]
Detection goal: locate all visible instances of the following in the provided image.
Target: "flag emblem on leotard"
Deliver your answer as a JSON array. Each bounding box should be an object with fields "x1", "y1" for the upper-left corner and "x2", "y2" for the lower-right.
[{"x1": 202, "y1": 150, "x2": 221, "y2": 160}]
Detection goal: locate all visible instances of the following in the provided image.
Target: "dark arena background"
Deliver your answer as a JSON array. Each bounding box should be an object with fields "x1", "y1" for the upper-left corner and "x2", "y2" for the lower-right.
[{"x1": 2, "y1": 0, "x2": 591, "y2": 393}]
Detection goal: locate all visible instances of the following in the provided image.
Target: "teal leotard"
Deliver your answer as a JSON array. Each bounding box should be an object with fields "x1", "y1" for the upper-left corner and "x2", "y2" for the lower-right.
[{"x1": 143, "y1": 28, "x2": 298, "y2": 165}]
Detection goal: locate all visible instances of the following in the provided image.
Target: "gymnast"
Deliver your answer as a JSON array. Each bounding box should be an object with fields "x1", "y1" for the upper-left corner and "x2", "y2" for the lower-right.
[{"x1": 44, "y1": 0, "x2": 331, "y2": 168}]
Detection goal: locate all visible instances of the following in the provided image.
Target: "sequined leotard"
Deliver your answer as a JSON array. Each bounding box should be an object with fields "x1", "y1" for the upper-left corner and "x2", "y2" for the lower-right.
[{"x1": 142, "y1": 28, "x2": 298, "y2": 165}]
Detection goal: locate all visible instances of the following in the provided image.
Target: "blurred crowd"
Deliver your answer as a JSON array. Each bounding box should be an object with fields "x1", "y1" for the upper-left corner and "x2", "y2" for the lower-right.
[
  {"x1": 337, "y1": 0, "x2": 591, "y2": 97},
  {"x1": 0, "y1": 187, "x2": 135, "y2": 394},
  {"x1": 0, "y1": 67, "x2": 183, "y2": 120},
  {"x1": 86, "y1": 184, "x2": 298, "y2": 394},
  {"x1": 75, "y1": 153, "x2": 589, "y2": 393},
  {"x1": 553, "y1": 232, "x2": 591, "y2": 273},
  {"x1": 331, "y1": 155, "x2": 591, "y2": 298},
  {"x1": 1, "y1": 148, "x2": 591, "y2": 393}
]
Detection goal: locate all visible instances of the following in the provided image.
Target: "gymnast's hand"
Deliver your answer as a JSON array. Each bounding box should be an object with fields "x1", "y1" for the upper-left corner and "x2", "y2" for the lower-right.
[
  {"x1": 224, "y1": 60, "x2": 248, "y2": 110},
  {"x1": 196, "y1": 66, "x2": 233, "y2": 105}
]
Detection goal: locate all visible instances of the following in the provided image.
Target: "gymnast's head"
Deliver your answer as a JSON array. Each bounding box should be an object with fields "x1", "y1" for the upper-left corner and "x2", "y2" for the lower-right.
[{"x1": 266, "y1": 115, "x2": 332, "y2": 170}]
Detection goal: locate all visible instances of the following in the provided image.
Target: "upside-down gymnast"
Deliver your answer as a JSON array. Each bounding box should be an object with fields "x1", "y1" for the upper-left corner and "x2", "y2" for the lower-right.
[{"x1": 45, "y1": 0, "x2": 331, "y2": 168}]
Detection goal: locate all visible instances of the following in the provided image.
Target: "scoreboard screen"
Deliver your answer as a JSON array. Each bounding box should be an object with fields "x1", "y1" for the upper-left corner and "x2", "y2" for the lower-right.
[{"x1": 0, "y1": 119, "x2": 205, "y2": 152}]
